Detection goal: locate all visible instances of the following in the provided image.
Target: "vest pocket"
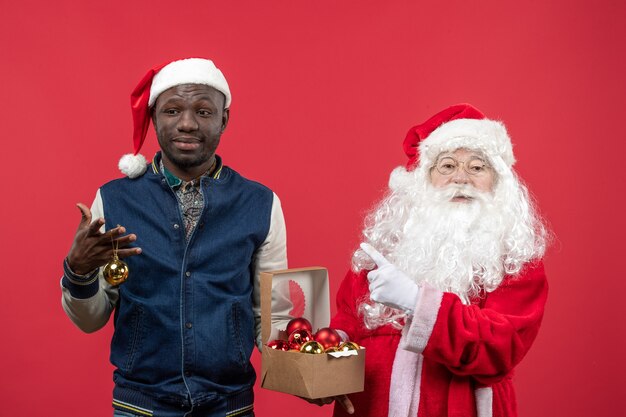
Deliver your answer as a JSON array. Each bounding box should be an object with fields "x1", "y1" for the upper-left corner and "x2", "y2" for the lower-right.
[
  {"x1": 229, "y1": 301, "x2": 251, "y2": 372},
  {"x1": 111, "y1": 303, "x2": 145, "y2": 373}
]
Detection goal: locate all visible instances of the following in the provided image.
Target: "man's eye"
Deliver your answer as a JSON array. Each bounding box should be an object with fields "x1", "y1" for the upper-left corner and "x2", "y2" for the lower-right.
[
  {"x1": 441, "y1": 163, "x2": 456, "y2": 170},
  {"x1": 164, "y1": 109, "x2": 179, "y2": 115},
  {"x1": 197, "y1": 110, "x2": 212, "y2": 116}
]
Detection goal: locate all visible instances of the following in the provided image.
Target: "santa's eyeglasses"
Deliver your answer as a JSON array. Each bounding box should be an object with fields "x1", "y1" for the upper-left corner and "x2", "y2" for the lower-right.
[{"x1": 433, "y1": 156, "x2": 491, "y2": 176}]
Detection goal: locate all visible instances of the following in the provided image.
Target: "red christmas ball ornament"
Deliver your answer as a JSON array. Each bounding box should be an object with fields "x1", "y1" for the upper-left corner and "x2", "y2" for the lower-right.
[
  {"x1": 288, "y1": 328, "x2": 313, "y2": 350},
  {"x1": 314, "y1": 327, "x2": 342, "y2": 350},
  {"x1": 286, "y1": 317, "x2": 313, "y2": 335},
  {"x1": 267, "y1": 339, "x2": 291, "y2": 351}
]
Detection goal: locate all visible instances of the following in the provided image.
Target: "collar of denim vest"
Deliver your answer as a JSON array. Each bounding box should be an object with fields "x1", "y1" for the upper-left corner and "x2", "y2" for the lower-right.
[{"x1": 151, "y1": 152, "x2": 224, "y2": 187}]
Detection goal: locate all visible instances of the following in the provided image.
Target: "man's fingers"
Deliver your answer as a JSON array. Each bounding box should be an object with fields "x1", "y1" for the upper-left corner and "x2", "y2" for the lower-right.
[
  {"x1": 117, "y1": 247, "x2": 142, "y2": 259},
  {"x1": 76, "y1": 203, "x2": 92, "y2": 226},
  {"x1": 77, "y1": 203, "x2": 106, "y2": 235},
  {"x1": 112, "y1": 230, "x2": 141, "y2": 258},
  {"x1": 87, "y1": 217, "x2": 106, "y2": 235},
  {"x1": 113, "y1": 232, "x2": 135, "y2": 246},
  {"x1": 335, "y1": 395, "x2": 354, "y2": 414},
  {"x1": 107, "y1": 225, "x2": 127, "y2": 238},
  {"x1": 360, "y1": 243, "x2": 389, "y2": 266}
]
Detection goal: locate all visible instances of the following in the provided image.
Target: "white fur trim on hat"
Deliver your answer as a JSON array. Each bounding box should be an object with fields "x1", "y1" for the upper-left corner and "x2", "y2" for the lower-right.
[
  {"x1": 119, "y1": 153, "x2": 147, "y2": 178},
  {"x1": 418, "y1": 118, "x2": 515, "y2": 171},
  {"x1": 148, "y1": 58, "x2": 231, "y2": 108}
]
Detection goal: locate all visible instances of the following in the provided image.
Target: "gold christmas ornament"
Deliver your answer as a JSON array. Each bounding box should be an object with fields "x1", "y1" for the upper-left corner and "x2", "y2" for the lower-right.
[
  {"x1": 103, "y1": 255, "x2": 129, "y2": 286},
  {"x1": 103, "y1": 226, "x2": 129, "y2": 286},
  {"x1": 339, "y1": 341, "x2": 360, "y2": 352},
  {"x1": 300, "y1": 341, "x2": 325, "y2": 354}
]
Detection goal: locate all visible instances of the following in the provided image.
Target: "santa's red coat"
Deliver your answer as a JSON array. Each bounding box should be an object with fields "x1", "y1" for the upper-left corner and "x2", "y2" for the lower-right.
[{"x1": 330, "y1": 261, "x2": 547, "y2": 417}]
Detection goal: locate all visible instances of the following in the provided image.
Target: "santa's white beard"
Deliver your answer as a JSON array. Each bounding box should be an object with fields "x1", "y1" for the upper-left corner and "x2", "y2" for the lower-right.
[
  {"x1": 391, "y1": 183, "x2": 507, "y2": 304},
  {"x1": 353, "y1": 169, "x2": 546, "y2": 329}
]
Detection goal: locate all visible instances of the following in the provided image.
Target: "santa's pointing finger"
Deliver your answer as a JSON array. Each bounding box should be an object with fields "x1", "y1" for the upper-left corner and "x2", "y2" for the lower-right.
[
  {"x1": 360, "y1": 242, "x2": 419, "y2": 312},
  {"x1": 359, "y1": 243, "x2": 390, "y2": 267}
]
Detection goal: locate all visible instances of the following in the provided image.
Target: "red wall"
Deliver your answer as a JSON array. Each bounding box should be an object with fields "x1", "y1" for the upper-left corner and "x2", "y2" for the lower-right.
[{"x1": 1, "y1": 1, "x2": 624, "y2": 416}]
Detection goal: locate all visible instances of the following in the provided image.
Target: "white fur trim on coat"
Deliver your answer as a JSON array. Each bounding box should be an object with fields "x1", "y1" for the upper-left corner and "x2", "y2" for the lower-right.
[
  {"x1": 388, "y1": 348, "x2": 423, "y2": 417},
  {"x1": 475, "y1": 387, "x2": 494, "y2": 417},
  {"x1": 401, "y1": 282, "x2": 444, "y2": 354}
]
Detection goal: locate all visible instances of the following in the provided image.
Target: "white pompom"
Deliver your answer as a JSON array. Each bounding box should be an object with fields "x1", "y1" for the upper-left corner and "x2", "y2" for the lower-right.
[
  {"x1": 388, "y1": 166, "x2": 414, "y2": 191},
  {"x1": 118, "y1": 153, "x2": 147, "y2": 178}
]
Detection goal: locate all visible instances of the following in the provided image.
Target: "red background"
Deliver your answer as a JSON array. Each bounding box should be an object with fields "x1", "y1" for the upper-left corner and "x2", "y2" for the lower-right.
[{"x1": 1, "y1": 1, "x2": 624, "y2": 416}]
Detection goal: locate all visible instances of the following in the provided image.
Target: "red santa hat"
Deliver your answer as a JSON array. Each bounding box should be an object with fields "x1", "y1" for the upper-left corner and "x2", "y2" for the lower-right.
[
  {"x1": 119, "y1": 58, "x2": 231, "y2": 178},
  {"x1": 390, "y1": 103, "x2": 515, "y2": 190}
]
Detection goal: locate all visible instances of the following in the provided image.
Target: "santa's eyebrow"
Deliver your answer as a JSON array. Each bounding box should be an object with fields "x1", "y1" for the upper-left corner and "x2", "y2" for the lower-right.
[{"x1": 436, "y1": 151, "x2": 488, "y2": 160}]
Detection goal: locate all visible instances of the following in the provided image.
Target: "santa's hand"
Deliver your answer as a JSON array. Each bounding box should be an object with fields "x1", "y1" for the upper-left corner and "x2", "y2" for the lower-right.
[{"x1": 360, "y1": 243, "x2": 419, "y2": 312}]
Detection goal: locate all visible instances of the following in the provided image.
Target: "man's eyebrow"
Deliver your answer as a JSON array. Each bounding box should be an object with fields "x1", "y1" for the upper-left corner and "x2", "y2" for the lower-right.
[{"x1": 159, "y1": 96, "x2": 184, "y2": 104}]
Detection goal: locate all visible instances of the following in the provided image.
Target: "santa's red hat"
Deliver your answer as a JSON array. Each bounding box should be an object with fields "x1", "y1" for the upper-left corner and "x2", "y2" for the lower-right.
[
  {"x1": 390, "y1": 103, "x2": 515, "y2": 190},
  {"x1": 119, "y1": 58, "x2": 231, "y2": 178}
]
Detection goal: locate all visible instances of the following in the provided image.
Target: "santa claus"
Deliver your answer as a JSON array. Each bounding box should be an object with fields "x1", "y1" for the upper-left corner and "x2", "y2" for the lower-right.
[{"x1": 328, "y1": 104, "x2": 549, "y2": 417}]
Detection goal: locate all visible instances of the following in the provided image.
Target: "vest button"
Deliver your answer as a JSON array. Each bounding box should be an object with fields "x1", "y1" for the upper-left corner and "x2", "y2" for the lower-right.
[
  {"x1": 185, "y1": 271, "x2": 191, "y2": 277},
  {"x1": 185, "y1": 322, "x2": 193, "y2": 329},
  {"x1": 173, "y1": 223, "x2": 180, "y2": 229}
]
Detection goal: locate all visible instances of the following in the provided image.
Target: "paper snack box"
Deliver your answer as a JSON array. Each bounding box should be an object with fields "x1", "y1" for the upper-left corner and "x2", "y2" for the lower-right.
[{"x1": 260, "y1": 267, "x2": 365, "y2": 399}]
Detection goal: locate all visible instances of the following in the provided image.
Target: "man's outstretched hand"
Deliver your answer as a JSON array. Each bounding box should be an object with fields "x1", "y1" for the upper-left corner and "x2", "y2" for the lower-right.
[{"x1": 66, "y1": 203, "x2": 142, "y2": 275}]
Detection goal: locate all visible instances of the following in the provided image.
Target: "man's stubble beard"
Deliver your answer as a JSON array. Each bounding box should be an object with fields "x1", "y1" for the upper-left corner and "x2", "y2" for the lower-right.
[{"x1": 163, "y1": 149, "x2": 211, "y2": 170}]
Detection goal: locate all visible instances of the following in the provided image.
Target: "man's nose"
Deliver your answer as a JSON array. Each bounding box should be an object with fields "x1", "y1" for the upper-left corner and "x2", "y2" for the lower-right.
[
  {"x1": 451, "y1": 167, "x2": 471, "y2": 184},
  {"x1": 177, "y1": 110, "x2": 199, "y2": 131}
]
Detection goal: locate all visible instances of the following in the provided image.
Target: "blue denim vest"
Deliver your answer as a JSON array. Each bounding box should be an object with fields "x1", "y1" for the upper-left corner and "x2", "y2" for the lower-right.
[{"x1": 99, "y1": 156, "x2": 273, "y2": 412}]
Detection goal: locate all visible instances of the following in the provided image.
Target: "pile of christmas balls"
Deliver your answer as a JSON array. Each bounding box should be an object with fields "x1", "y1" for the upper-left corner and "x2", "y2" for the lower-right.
[{"x1": 267, "y1": 317, "x2": 360, "y2": 354}]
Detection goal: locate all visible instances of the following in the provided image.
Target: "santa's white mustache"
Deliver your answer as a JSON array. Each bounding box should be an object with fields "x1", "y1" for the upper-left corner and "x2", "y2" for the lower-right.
[{"x1": 432, "y1": 184, "x2": 489, "y2": 202}]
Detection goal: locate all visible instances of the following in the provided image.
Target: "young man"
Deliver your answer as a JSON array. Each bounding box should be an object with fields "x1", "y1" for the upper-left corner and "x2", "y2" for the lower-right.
[{"x1": 61, "y1": 58, "x2": 287, "y2": 417}]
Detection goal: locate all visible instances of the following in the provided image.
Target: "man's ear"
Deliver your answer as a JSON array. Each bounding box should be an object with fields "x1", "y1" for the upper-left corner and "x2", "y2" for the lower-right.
[{"x1": 221, "y1": 108, "x2": 230, "y2": 133}]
